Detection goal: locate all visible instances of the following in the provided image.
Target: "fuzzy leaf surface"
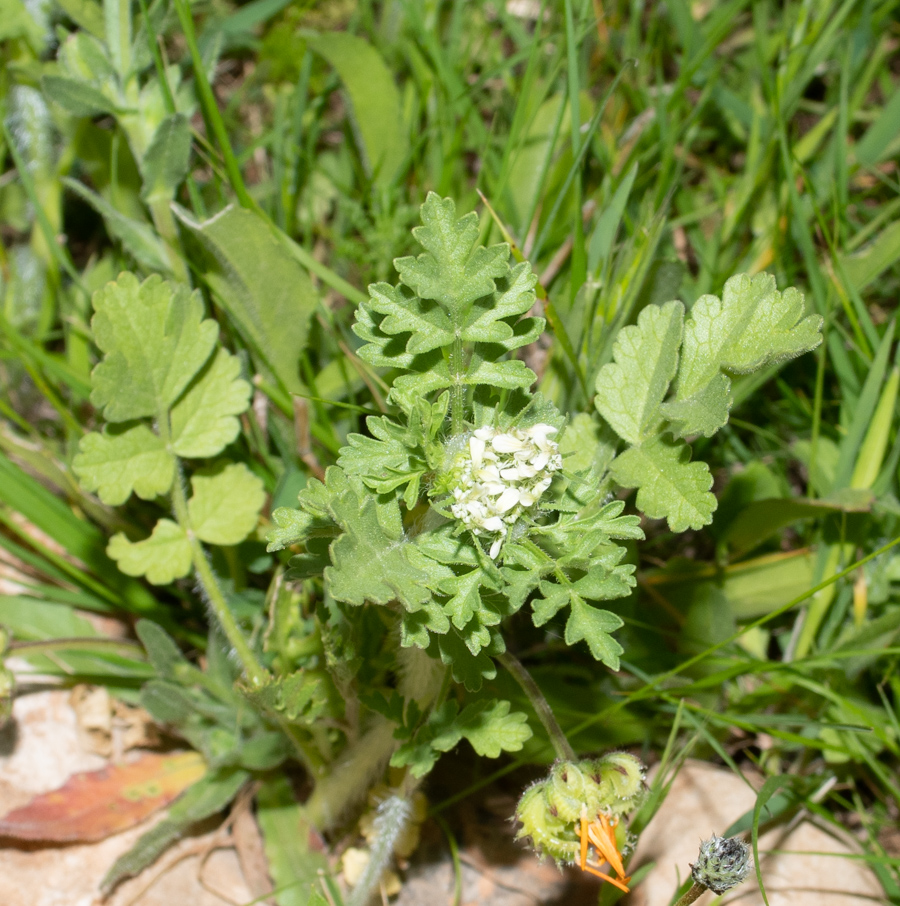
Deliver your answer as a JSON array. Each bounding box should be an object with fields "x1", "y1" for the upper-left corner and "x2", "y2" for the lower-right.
[
  {"x1": 188, "y1": 462, "x2": 266, "y2": 546},
  {"x1": 595, "y1": 300, "x2": 684, "y2": 444},
  {"x1": 324, "y1": 471, "x2": 431, "y2": 611},
  {"x1": 107, "y1": 519, "x2": 191, "y2": 585},
  {"x1": 610, "y1": 437, "x2": 715, "y2": 531},
  {"x1": 660, "y1": 372, "x2": 732, "y2": 438},
  {"x1": 395, "y1": 193, "x2": 509, "y2": 313},
  {"x1": 564, "y1": 599, "x2": 625, "y2": 668},
  {"x1": 90, "y1": 273, "x2": 217, "y2": 422},
  {"x1": 74, "y1": 425, "x2": 174, "y2": 505},
  {"x1": 677, "y1": 273, "x2": 822, "y2": 398},
  {"x1": 170, "y1": 349, "x2": 251, "y2": 458}
]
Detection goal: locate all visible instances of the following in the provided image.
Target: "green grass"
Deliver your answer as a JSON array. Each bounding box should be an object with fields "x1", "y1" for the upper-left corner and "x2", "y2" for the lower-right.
[{"x1": 2, "y1": 0, "x2": 900, "y2": 902}]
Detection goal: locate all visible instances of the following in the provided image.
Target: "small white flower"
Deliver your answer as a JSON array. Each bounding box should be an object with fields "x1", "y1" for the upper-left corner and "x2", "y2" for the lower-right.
[{"x1": 447, "y1": 423, "x2": 562, "y2": 559}]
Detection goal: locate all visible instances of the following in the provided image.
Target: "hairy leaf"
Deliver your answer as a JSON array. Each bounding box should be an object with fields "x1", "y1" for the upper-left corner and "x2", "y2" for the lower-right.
[
  {"x1": 324, "y1": 470, "x2": 431, "y2": 610},
  {"x1": 170, "y1": 349, "x2": 251, "y2": 458},
  {"x1": 90, "y1": 273, "x2": 217, "y2": 422},
  {"x1": 396, "y1": 194, "x2": 509, "y2": 313},
  {"x1": 610, "y1": 437, "x2": 715, "y2": 531},
  {"x1": 107, "y1": 519, "x2": 192, "y2": 585},
  {"x1": 141, "y1": 113, "x2": 192, "y2": 203},
  {"x1": 595, "y1": 300, "x2": 684, "y2": 445},
  {"x1": 175, "y1": 205, "x2": 317, "y2": 395},
  {"x1": 74, "y1": 424, "x2": 174, "y2": 505},
  {"x1": 101, "y1": 769, "x2": 249, "y2": 894},
  {"x1": 678, "y1": 274, "x2": 822, "y2": 395},
  {"x1": 188, "y1": 462, "x2": 266, "y2": 546},
  {"x1": 564, "y1": 599, "x2": 625, "y2": 668}
]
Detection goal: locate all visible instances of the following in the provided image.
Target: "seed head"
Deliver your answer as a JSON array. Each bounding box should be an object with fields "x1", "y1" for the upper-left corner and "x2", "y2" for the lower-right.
[{"x1": 691, "y1": 834, "x2": 751, "y2": 894}]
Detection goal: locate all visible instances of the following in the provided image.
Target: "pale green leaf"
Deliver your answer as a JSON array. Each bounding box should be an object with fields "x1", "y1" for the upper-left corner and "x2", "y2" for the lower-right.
[
  {"x1": 101, "y1": 769, "x2": 248, "y2": 894},
  {"x1": 41, "y1": 75, "x2": 117, "y2": 116},
  {"x1": 453, "y1": 700, "x2": 532, "y2": 758},
  {"x1": 175, "y1": 205, "x2": 318, "y2": 394},
  {"x1": 74, "y1": 424, "x2": 174, "y2": 505},
  {"x1": 54, "y1": 0, "x2": 105, "y2": 37},
  {"x1": 660, "y1": 372, "x2": 732, "y2": 438},
  {"x1": 304, "y1": 31, "x2": 409, "y2": 186},
  {"x1": 564, "y1": 599, "x2": 625, "y2": 668},
  {"x1": 108, "y1": 519, "x2": 192, "y2": 585},
  {"x1": 141, "y1": 113, "x2": 192, "y2": 203},
  {"x1": 459, "y1": 261, "x2": 541, "y2": 348},
  {"x1": 90, "y1": 272, "x2": 217, "y2": 422},
  {"x1": 188, "y1": 462, "x2": 266, "y2": 546},
  {"x1": 395, "y1": 194, "x2": 510, "y2": 314},
  {"x1": 365, "y1": 282, "x2": 454, "y2": 354},
  {"x1": 326, "y1": 477, "x2": 432, "y2": 610},
  {"x1": 676, "y1": 273, "x2": 822, "y2": 399},
  {"x1": 595, "y1": 300, "x2": 684, "y2": 445},
  {"x1": 610, "y1": 437, "x2": 715, "y2": 532},
  {"x1": 171, "y1": 349, "x2": 251, "y2": 458}
]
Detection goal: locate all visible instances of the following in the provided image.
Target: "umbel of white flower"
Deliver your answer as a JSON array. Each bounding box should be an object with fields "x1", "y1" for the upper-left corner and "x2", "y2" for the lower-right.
[{"x1": 449, "y1": 424, "x2": 562, "y2": 558}]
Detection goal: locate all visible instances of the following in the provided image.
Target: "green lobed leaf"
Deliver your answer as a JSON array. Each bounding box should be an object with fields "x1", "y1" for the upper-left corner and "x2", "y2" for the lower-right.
[
  {"x1": 564, "y1": 598, "x2": 625, "y2": 669},
  {"x1": 459, "y1": 261, "x2": 543, "y2": 349},
  {"x1": 676, "y1": 273, "x2": 822, "y2": 399},
  {"x1": 610, "y1": 436, "x2": 715, "y2": 532},
  {"x1": 188, "y1": 462, "x2": 266, "y2": 546},
  {"x1": 595, "y1": 300, "x2": 684, "y2": 445},
  {"x1": 239, "y1": 670, "x2": 328, "y2": 725},
  {"x1": 107, "y1": 519, "x2": 192, "y2": 585},
  {"x1": 395, "y1": 193, "x2": 510, "y2": 313},
  {"x1": 450, "y1": 700, "x2": 532, "y2": 758},
  {"x1": 323, "y1": 469, "x2": 431, "y2": 611},
  {"x1": 90, "y1": 273, "x2": 218, "y2": 422},
  {"x1": 74, "y1": 424, "x2": 174, "y2": 505},
  {"x1": 660, "y1": 372, "x2": 732, "y2": 439},
  {"x1": 364, "y1": 282, "x2": 454, "y2": 354},
  {"x1": 170, "y1": 348, "x2": 251, "y2": 458}
]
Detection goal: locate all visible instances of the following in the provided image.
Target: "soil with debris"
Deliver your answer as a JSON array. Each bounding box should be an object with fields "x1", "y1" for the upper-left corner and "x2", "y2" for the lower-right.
[{"x1": 0, "y1": 689, "x2": 885, "y2": 906}]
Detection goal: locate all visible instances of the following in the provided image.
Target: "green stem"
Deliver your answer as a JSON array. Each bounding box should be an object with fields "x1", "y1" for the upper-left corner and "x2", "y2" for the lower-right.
[
  {"x1": 673, "y1": 881, "x2": 707, "y2": 906},
  {"x1": 498, "y1": 651, "x2": 575, "y2": 762},
  {"x1": 450, "y1": 334, "x2": 465, "y2": 435},
  {"x1": 157, "y1": 416, "x2": 265, "y2": 687}
]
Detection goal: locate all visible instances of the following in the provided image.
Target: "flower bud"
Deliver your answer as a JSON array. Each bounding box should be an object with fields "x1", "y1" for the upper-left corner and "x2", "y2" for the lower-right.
[
  {"x1": 591, "y1": 752, "x2": 646, "y2": 814},
  {"x1": 691, "y1": 834, "x2": 751, "y2": 894},
  {"x1": 546, "y1": 761, "x2": 601, "y2": 823},
  {"x1": 514, "y1": 780, "x2": 579, "y2": 863}
]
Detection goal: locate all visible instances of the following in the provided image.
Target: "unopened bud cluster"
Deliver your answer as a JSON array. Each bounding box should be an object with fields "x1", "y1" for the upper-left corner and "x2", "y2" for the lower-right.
[
  {"x1": 691, "y1": 834, "x2": 751, "y2": 894},
  {"x1": 515, "y1": 753, "x2": 645, "y2": 864},
  {"x1": 449, "y1": 424, "x2": 562, "y2": 558}
]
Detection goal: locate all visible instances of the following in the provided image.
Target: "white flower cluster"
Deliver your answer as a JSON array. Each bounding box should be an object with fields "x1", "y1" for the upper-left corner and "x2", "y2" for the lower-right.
[{"x1": 450, "y1": 423, "x2": 562, "y2": 559}]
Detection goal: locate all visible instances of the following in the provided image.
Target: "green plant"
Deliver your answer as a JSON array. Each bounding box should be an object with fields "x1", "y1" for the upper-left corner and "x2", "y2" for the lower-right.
[{"x1": 4, "y1": 1, "x2": 900, "y2": 903}]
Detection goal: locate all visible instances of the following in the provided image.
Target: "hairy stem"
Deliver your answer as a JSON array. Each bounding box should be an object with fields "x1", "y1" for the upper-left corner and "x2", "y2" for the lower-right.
[
  {"x1": 498, "y1": 650, "x2": 575, "y2": 762},
  {"x1": 672, "y1": 881, "x2": 707, "y2": 906},
  {"x1": 450, "y1": 333, "x2": 465, "y2": 435}
]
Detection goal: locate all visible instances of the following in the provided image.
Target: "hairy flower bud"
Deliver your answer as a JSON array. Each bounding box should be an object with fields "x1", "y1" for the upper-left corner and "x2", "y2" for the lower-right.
[
  {"x1": 691, "y1": 834, "x2": 751, "y2": 894},
  {"x1": 591, "y1": 752, "x2": 646, "y2": 814}
]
